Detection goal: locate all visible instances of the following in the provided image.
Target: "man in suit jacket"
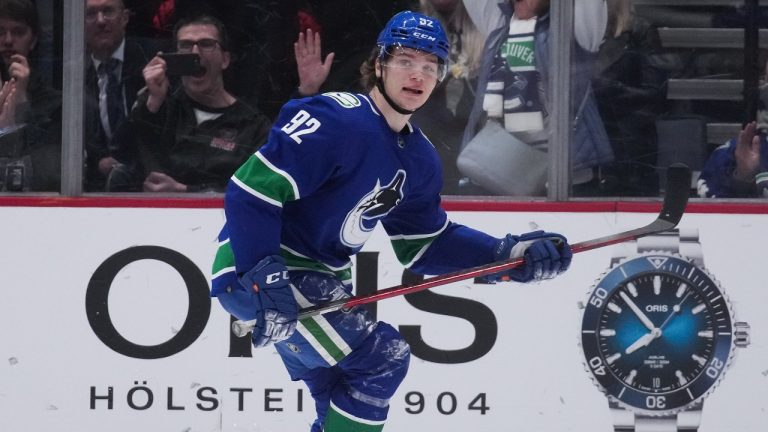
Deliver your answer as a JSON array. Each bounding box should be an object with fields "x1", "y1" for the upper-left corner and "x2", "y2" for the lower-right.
[{"x1": 84, "y1": 0, "x2": 148, "y2": 191}]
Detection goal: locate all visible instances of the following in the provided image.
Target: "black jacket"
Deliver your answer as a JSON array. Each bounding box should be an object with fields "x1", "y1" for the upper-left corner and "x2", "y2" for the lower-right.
[
  {"x1": 0, "y1": 69, "x2": 62, "y2": 192},
  {"x1": 84, "y1": 38, "x2": 150, "y2": 191},
  {"x1": 131, "y1": 86, "x2": 272, "y2": 192}
]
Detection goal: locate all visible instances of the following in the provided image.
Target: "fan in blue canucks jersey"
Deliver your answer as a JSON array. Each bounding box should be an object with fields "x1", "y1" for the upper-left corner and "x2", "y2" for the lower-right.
[
  {"x1": 698, "y1": 120, "x2": 768, "y2": 198},
  {"x1": 211, "y1": 10, "x2": 573, "y2": 432}
]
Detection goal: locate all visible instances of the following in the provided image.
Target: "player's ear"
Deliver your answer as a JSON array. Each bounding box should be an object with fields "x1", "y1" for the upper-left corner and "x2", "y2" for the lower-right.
[{"x1": 375, "y1": 58, "x2": 382, "y2": 79}]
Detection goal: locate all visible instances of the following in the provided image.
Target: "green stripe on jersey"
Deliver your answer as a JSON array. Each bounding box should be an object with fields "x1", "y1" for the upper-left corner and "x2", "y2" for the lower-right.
[
  {"x1": 212, "y1": 241, "x2": 235, "y2": 276},
  {"x1": 233, "y1": 154, "x2": 296, "y2": 203},
  {"x1": 283, "y1": 250, "x2": 352, "y2": 282},
  {"x1": 299, "y1": 318, "x2": 347, "y2": 362},
  {"x1": 324, "y1": 405, "x2": 385, "y2": 432},
  {"x1": 391, "y1": 236, "x2": 436, "y2": 266}
]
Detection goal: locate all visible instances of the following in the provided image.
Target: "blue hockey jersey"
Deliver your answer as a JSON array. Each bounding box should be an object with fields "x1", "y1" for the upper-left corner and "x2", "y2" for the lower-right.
[
  {"x1": 211, "y1": 92, "x2": 499, "y2": 295},
  {"x1": 697, "y1": 135, "x2": 768, "y2": 198}
]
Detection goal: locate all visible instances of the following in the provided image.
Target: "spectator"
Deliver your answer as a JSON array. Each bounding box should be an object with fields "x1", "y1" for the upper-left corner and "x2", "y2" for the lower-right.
[
  {"x1": 171, "y1": 0, "x2": 285, "y2": 118},
  {"x1": 593, "y1": 0, "x2": 668, "y2": 196},
  {"x1": 698, "y1": 60, "x2": 768, "y2": 199},
  {"x1": 414, "y1": 0, "x2": 485, "y2": 194},
  {"x1": 84, "y1": 0, "x2": 149, "y2": 191},
  {"x1": 698, "y1": 119, "x2": 768, "y2": 198},
  {"x1": 0, "y1": 0, "x2": 61, "y2": 192},
  {"x1": 459, "y1": 0, "x2": 613, "y2": 196},
  {"x1": 132, "y1": 14, "x2": 271, "y2": 193}
]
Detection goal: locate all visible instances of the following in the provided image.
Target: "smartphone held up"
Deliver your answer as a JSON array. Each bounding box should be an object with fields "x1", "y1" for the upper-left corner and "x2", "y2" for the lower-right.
[{"x1": 159, "y1": 53, "x2": 205, "y2": 77}]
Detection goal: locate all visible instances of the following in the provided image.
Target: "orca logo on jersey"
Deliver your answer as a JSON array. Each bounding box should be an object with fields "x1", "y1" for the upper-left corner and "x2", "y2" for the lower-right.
[
  {"x1": 340, "y1": 170, "x2": 406, "y2": 248},
  {"x1": 323, "y1": 92, "x2": 361, "y2": 108}
]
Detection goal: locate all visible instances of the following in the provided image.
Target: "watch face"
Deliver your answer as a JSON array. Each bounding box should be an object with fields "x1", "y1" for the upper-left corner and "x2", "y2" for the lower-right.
[{"x1": 581, "y1": 252, "x2": 736, "y2": 415}]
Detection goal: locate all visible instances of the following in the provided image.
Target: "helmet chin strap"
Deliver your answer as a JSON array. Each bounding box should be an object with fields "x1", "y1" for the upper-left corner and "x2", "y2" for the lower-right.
[{"x1": 376, "y1": 77, "x2": 417, "y2": 115}]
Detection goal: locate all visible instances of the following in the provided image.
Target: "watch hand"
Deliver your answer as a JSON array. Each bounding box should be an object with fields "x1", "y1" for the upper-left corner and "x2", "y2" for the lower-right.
[
  {"x1": 659, "y1": 291, "x2": 692, "y2": 330},
  {"x1": 624, "y1": 328, "x2": 662, "y2": 354},
  {"x1": 619, "y1": 291, "x2": 656, "y2": 331},
  {"x1": 625, "y1": 332, "x2": 653, "y2": 354}
]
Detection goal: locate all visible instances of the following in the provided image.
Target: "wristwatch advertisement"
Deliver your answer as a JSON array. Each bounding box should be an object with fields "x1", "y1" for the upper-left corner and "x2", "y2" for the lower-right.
[{"x1": 580, "y1": 228, "x2": 750, "y2": 431}]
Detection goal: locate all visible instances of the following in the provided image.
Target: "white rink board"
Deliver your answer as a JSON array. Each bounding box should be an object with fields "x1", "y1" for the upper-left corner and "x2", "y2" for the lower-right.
[{"x1": 0, "y1": 206, "x2": 766, "y2": 432}]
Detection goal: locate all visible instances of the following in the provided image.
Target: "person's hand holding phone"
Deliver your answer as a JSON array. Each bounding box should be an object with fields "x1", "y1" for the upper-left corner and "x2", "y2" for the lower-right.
[
  {"x1": 143, "y1": 53, "x2": 171, "y2": 113},
  {"x1": 7, "y1": 54, "x2": 30, "y2": 103}
]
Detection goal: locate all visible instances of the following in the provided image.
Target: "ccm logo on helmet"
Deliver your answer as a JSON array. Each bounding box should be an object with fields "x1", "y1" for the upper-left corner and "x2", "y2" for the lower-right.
[
  {"x1": 412, "y1": 31, "x2": 436, "y2": 42},
  {"x1": 266, "y1": 271, "x2": 289, "y2": 284}
]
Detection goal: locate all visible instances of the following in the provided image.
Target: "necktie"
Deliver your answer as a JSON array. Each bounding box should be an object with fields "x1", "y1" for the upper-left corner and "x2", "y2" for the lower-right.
[{"x1": 99, "y1": 58, "x2": 125, "y2": 135}]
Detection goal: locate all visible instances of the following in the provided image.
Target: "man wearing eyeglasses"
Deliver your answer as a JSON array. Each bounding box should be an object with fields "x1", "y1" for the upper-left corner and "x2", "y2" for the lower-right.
[
  {"x1": 84, "y1": 0, "x2": 148, "y2": 191},
  {"x1": 130, "y1": 15, "x2": 271, "y2": 193}
]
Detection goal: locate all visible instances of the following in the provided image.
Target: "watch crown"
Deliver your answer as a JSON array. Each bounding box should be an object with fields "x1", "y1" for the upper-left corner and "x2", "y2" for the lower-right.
[{"x1": 734, "y1": 321, "x2": 751, "y2": 348}]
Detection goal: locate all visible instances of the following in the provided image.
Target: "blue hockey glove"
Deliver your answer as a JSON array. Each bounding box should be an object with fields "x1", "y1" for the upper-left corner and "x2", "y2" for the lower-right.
[
  {"x1": 484, "y1": 230, "x2": 572, "y2": 283},
  {"x1": 238, "y1": 255, "x2": 298, "y2": 347}
]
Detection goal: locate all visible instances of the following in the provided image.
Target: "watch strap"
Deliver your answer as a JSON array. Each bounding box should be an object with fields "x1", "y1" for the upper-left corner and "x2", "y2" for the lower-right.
[
  {"x1": 607, "y1": 228, "x2": 704, "y2": 432},
  {"x1": 611, "y1": 228, "x2": 703, "y2": 267},
  {"x1": 609, "y1": 402, "x2": 702, "y2": 432}
]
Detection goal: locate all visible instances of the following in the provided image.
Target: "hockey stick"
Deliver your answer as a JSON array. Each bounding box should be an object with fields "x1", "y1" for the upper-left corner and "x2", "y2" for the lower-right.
[{"x1": 232, "y1": 164, "x2": 691, "y2": 337}]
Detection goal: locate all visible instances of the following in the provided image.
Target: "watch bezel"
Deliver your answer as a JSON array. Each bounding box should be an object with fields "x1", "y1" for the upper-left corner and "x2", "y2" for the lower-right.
[{"x1": 580, "y1": 251, "x2": 738, "y2": 417}]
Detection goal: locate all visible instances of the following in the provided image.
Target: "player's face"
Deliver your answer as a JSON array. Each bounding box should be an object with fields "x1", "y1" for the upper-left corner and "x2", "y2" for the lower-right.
[
  {"x1": 177, "y1": 24, "x2": 230, "y2": 95},
  {"x1": 378, "y1": 47, "x2": 439, "y2": 111}
]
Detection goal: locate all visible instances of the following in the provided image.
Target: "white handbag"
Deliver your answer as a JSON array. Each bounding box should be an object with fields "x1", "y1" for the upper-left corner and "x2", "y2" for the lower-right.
[{"x1": 457, "y1": 120, "x2": 548, "y2": 196}]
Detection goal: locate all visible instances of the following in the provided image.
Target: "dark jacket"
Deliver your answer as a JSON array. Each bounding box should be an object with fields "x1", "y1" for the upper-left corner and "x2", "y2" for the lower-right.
[
  {"x1": 131, "y1": 87, "x2": 272, "y2": 192},
  {"x1": 0, "y1": 69, "x2": 62, "y2": 192},
  {"x1": 84, "y1": 39, "x2": 149, "y2": 191}
]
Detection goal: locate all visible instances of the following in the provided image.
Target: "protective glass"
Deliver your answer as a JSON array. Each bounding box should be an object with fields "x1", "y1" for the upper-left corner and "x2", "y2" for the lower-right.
[
  {"x1": 176, "y1": 38, "x2": 221, "y2": 53},
  {"x1": 382, "y1": 46, "x2": 448, "y2": 82}
]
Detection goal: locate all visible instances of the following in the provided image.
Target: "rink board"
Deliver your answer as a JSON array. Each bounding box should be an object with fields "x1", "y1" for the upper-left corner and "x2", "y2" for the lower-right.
[{"x1": 0, "y1": 205, "x2": 766, "y2": 431}]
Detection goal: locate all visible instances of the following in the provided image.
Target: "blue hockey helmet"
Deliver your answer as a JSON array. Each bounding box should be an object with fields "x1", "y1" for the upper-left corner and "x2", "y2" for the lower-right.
[{"x1": 377, "y1": 11, "x2": 450, "y2": 77}]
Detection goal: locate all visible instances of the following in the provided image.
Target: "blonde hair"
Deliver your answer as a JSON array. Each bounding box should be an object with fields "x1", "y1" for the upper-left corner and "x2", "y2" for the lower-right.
[
  {"x1": 418, "y1": 0, "x2": 484, "y2": 79},
  {"x1": 606, "y1": 0, "x2": 633, "y2": 38}
]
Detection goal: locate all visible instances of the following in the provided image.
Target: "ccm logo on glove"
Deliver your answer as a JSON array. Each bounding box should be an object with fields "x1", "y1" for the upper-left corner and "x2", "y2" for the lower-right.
[{"x1": 263, "y1": 271, "x2": 289, "y2": 288}]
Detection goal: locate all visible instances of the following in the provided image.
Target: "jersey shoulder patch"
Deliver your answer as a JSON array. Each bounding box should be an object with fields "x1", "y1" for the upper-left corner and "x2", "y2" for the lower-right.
[{"x1": 321, "y1": 92, "x2": 362, "y2": 109}]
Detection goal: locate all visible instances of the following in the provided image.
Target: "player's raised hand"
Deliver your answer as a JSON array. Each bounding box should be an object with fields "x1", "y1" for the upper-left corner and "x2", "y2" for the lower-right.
[{"x1": 294, "y1": 29, "x2": 335, "y2": 96}]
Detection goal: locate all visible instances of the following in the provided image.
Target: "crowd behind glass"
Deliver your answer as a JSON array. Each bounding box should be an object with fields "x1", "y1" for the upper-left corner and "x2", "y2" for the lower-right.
[{"x1": 1, "y1": 0, "x2": 766, "y2": 200}]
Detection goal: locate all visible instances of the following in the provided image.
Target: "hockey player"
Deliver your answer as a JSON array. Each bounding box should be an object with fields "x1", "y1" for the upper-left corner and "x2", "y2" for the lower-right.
[{"x1": 211, "y1": 10, "x2": 572, "y2": 432}]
